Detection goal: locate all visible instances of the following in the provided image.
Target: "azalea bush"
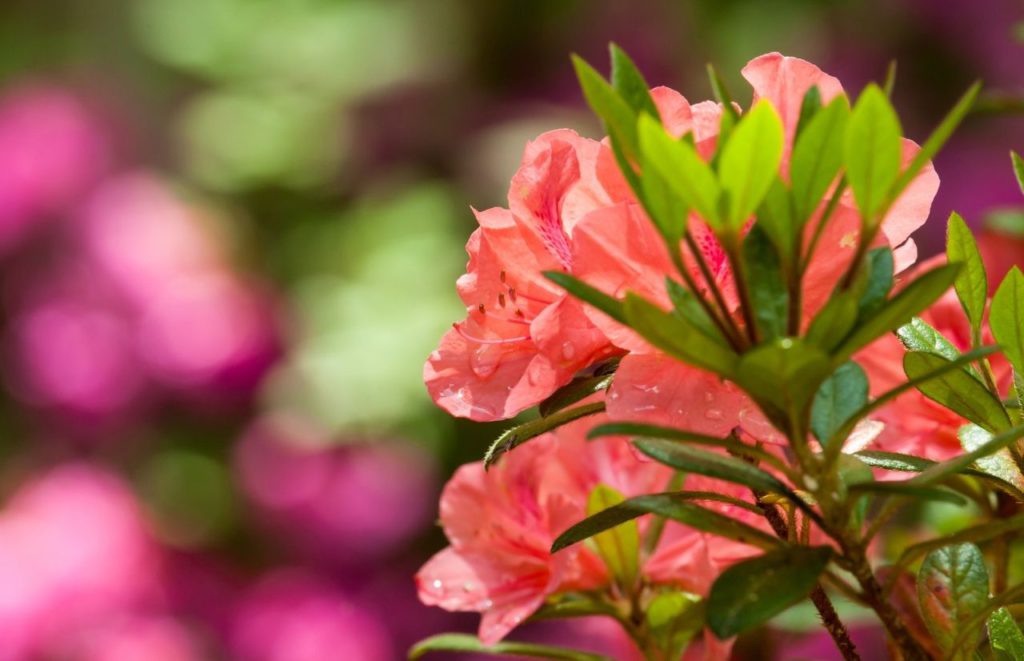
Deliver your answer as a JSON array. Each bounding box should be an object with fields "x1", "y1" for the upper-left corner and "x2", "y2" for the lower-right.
[{"x1": 412, "y1": 47, "x2": 1024, "y2": 661}]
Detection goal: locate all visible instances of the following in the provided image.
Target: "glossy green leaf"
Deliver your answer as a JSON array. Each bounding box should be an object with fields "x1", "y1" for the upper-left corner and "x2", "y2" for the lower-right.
[
  {"x1": 641, "y1": 165, "x2": 689, "y2": 243},
  {"x1": 623, "y1": 292, "x2": 739, "y2": 377},
  {"x1": 917, "y1": 543, "x2": 990, "y2": 658},
  {"x1": 903, "y1": 351, "x2": 1010, "y2": 433},
  {"x1": 587, "y1": 484, "x2": 639, "y2": 589},
  {"x1": 913, "y1": 422, "x2": 1024, "y2": 486},
  {"x1": 1013, "y1": 151, "x2": 1024, "y2": 196},
  {"x1": 844, "y1": 84, "x2": 902, "y2": 220},
  {"x1": 706, "y1": 546, "x2": 832, "y2": 638},
  {"x1": 742, "y1": 225, "x2": 788, "y2": 340},
  {"x1": 609, "y1": 44, "x2": 659, "y2": 119},
  {"x1": 856, "y1": 247, "x2": 895, "y2": 319},
  {"x1": 720, "y1": 101, "x2": 785, "y2": 231},
  {"x1": 665, "y1": 279, "x2": 725, "y2": 345},
  {"x1": 552, "y1": 491, "x2": 781, "y2": 553},
  {"x1": 958, "y1": 423, "x2": 1024, "y2": 490},
  {"x1": 794, "y1": 85, "x2": 822, "y2": 140},
  {"x1": 889, "y1": 81, "x2": 981, "y2": 205},
  {"x1": 898, "y1": 514, "x2": 1024, "y2": 572},
  {"x1": 647, "y1": 591, "x2": 704, "y2": 660},
  {"x1": 791, "y1": 96, "x2": 850, "y2": 222},
  {"x1": 988, "y1": 608, "x2": 1024, "y2": 661},
  {"x1": 638, "y1": 114, "x2": 721, "y2": 227},
  {"x1": 409, "y1": 634, "x2": 616, "y2": 661},
  {"x1": 544, "y1": 271, "x2": 626, "y2": 324},
  {"x1": 836, "y1": 263, "x2": 959, "y2": 360},
  {"x1": 736, "y1": 339, "x2": 831, "y2": 415},
  {"x1": 538, "y1": 365, "x2": 616, "y2": 417},
  {"x1": 991, "y1": 267, "x2": 1024, "y2": 374},
  {"x1": 856, "y1": 450, "x2": 1024, "y2": 501},
  {"x1": 633, "y1": 441, "x2": 806, "y2": 511},
  {"x1": 484, "y1": 401, "x2": 606, "y2": 469},
  {"x1": 896, "y1": 317, "x2": 961, "y2": 361},
  {"x1": 572, "y1": 55, "x2": 639, "y2": 160},
  {"x1": 755, "y1": 177, "x2": 797, "y2": 264},
  {"x1": 947, "y1": 212, "x2": 988, "y2": 336},
  {"x1": 846, "y1": 481, "x2": 967, "y2": 505},
  {"x1": 811, "y1": 361, "x2": 868, "y2": 445}
]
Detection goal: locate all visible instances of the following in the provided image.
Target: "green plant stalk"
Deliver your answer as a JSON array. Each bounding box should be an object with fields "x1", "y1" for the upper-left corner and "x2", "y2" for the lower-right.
[
  {"x1": 668, "y1": 241, "x2": 746, "y2": 351},
  {"x1": 682, "y1": 231, "x2": 749, "y2": 349},
  {"x1": 723, "y1": 232, "x2": 761, "y2": 344}
]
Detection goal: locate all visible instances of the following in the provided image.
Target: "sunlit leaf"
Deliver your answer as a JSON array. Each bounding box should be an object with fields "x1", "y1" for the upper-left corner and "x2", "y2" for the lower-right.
[
  {"x1": 638, "y1": 114, "x2": 721, "y2": 227},
  {"x1": 720, "y1": 101, "x2": 784, "y2": 232},
  {"x1": 811, "y1": 361, "x2": 868, "y2": 445},
  {"x1": 587, "y1": 484, "x2": 640, "y2": 589},
  {"x1": 903, "y1": 351, "x2": 1010, "y2": 433},
  {"x1": 946, "y1": 212, "x2": 988, "y2": 337},
  {"x1": 989, "y1": 608, "x2": 1024, "y2": 661},
  {"x1": 917, "y1": 543, "x2": 990, "y2": 658},
  {"x1": 791, "y1": 96, "x2": 849, "y2": 222},
  {"x1": 844, "y1": 85, "x2": 901, "y2": 220},
  {"x1": 609, "y1": 44, "x2": 659, "y2": 119},
  {"x1": 991, "y1": 267, "x2": 1024, "y2": 374}
]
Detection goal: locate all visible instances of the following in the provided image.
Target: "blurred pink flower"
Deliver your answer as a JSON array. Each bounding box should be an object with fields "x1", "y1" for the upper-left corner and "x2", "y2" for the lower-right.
[
  {"x1": 235, "y1": 414, "x2": 436, "y2": 561},
  {"x1": 0, "y1": 464, "x2": 162, "y2": 659},
  {"x1": 80, "y1": 172, "x2": 281, "y2": 394},
  {"x1": 230, "y1": 570, "x2": 391, "y2": 661},
  {"x1": 425, "y1": 130, "x2": 621, "y2": 421},
  {"x1": 0, "y1": 85, "x2": 107, "y2": 252},
  {"x1": 43, "y1": 614, "x2": 204, "y2": 661}
]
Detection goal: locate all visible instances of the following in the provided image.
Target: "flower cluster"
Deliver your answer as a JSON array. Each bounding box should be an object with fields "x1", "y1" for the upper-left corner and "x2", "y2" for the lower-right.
[{"x1": 416, "y1": 47, "x2": 1024, "y2": 661}]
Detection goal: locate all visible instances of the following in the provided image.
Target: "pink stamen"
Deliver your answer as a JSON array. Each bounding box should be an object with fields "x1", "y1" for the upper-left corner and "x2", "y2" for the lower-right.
[
  {"x1": 453, "y1": 323, "x2": 531, "y2": 345},
  {"x1": 484, "y1": 310, "x2": 530, "y2": 325}
]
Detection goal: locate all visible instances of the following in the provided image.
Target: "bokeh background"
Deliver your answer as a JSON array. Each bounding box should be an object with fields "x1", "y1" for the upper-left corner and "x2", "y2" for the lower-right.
[{"x1": 0, "y1": 0, "x2": 1019, "y2": 659}]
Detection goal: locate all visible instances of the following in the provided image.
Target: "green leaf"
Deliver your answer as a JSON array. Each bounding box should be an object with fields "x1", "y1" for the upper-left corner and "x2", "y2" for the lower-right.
[
  {"x1": 609, "y1": 44, "x2": 659, "y2": 119},
  {"x1": 913, "y1": 422, "x2": 1024, "y2": 487},
  {"x1": 889, "y1": 81, "x2": 981, "y2": 205},
  {"x1": 958, "y1": 423, "x2": 1024, "y2": 490},
  {"x1": 706, "y1": 546, "x2": 832, "y2": 638},
  {"x1": 587, "y1": 484, "x2": 639, "y2": 589},
  {"x1": 899, "y1": 514, "x2": 1024, "y2": 573},
  {"x1": 544, "y1": 271, "x2": 626, "y2": 324},
  {"x1": 633, "y1": 441, "x2": 805, "y2": 509},
  {"x1": 572, "y1": 55, "x2": 639, "y2": 161},
  {"x1": 836, "y1": 263, "x2": 959, "y2": 360},
  {"x1": 1013, "y1": 151, "x2": 1024, "y2": 196},
  {"x1": 844, "y1": 84, "x2": 902, "y2": 220},
  {"x1": 646, "y1": 591, "x2": 704, "y2": 659},
  {"x1": 856, "y1": 450, "x2": 1024, "y2": 501},
  {"x1": 719, "y1": 100, "x2": 785, "y2": 231},
  {"x1": 791, "y1": 96, "x2": 850, "y2": 222},
  {"x1": 409, "y1": 634, "x2": 616, "y2": 661},
  {"x1": 742, "y1": 225, "x2": 788, "y2": 340},
  {"x1": 856, "y1": 247, "x2": 895, "y2": 319},
  {"x1": 794, "y1": 85, "x2": 822, "y2": 141},
  {"x1": 916, "y1": 543, "x2": 990, "y2": 658},
  {"x1": 947, "y1": 212, "x2": 988, "y2": 336},
  {"x1": 755, "y1": 177, "x2": 797, "y2": 264},
  {"x1": 903, "y1": 351, "x2": 1011, "y2": 433},
  {"x1": 812, "y1": 361, "x2": 868, "y2": 445},
  {"x1": 991, "y1": 267, "x2": 1024, "y2": 374},
  {"x1": 665, "y1": 279, "x2": 725, "y2": 345},
  {"x1": 735, "y1": 339, "x2": 831, "y2": 415},
  {"x1": 641, "y1": 165, "x2": 689, "y2": 243},
  {"x1": 538, "y1": 367, "x2": 616, "y2": 417},
  {"x1": 552, "y1": 491, "x2": 781, "y2": 553},
  {"x1": 896, "y1": 317, "x2": 961, "y2": 361},
  {"x1": 846, "y1": 481, "x2": 967, "y2": 505},
  {"x1": 638, "y1": 114, "x2": 721, "y2": 227},
  {"x1": 622, "y1": 292, "x2": 739, "y2": 377},
  {"x1": 483, "y1": 401, "x2": 606, "y2": 469},
  {"x1": 988, "y1": 608, "x2": 1024, "y2": 661},
  {"x1": 805, "y1": 292, "x2": 858, "y2": 352}
]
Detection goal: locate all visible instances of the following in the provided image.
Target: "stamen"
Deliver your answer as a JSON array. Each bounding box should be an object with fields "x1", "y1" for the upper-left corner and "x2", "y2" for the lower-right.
[
  {"x1": 484, "y1": 310, "x2": 529, "y2": 325},
  {"x1": 508, "y1": 287, "x2": 517, "y2": 303},
  {"x1": 499, "y1": 270, "x2": 506, "y2": 283},
  {"x1": 477, "y1": 303, "x2": 486, "y2": 314},
  {"x1": 453, "y1": 322, "x2": 530, "y2": 345},
  {"x1": 498, "y1": 293, "x2": 506, "y2": 308}
]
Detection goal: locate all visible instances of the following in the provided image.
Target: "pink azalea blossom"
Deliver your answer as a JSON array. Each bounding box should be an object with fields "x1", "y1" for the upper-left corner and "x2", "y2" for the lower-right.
[
  {"x1": 416, "y1": 411, "x2": 762, "y2": 655},
  {"x1": 571, "y1": 53, "x2": 937, "y2": 441},
  {"x1": 424, "y1": 130, "x2": 622, "y2": 421}
]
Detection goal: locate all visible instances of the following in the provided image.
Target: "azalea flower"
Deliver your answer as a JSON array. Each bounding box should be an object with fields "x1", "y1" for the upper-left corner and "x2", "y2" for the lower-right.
[
  {"x1": 424, "y1": 130, "x2": 622, "y2": 421},
  {"x1": 416, "y1": 411, "x2": 764, "y2": 658},
  {"x1": 571, "y1": 52, "x2": 938, "y2": 441}
]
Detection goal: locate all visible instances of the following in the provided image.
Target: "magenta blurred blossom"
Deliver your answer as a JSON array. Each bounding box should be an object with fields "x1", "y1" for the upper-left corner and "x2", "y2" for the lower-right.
[
  {"x1": 0, "y1": 85, "x2": 107, "y2": 252},
  {"x1": 0, "y1": 464, "x2": 163, "y2": 659},
  {"x1": 235, "y1": 414, "x2": 436, "y2": 562},
  {"x1": 43, "y1": 614, "x2": 204, "y2": 661},
  {"x1": 230, "y1": 569, "x2": 391, "y2": 661},
  {"x1": 81, "y1": 173, "x2": 281, "y2": 394}
]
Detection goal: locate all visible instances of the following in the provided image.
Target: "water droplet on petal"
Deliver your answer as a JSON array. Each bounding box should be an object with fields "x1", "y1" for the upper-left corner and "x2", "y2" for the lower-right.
[
  {"x1": 705, "y1": 408, "x2": 724, "y2": 421},
  {"x1": 561, "y1": 342, "x2": 576, "y2": 360},
  {"x1": 432, "y1": 579, "x2": 443, "y2": 590},
  {"x1": 463, "y1": 582, "x2": 475, "y2": 593}
]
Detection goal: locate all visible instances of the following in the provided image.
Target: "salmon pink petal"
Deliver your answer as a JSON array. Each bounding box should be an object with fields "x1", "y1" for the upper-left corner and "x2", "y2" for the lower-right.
[
  {"x1": 651, "y1": 87, "x2": 694, "y2": 138},
  {"x1": 880, "y1": 140, "x2": 939, "y2": 253},
  {"x1": 424, "y1": 326, "x2": 558, "y2": 421},
  {"x1": 606, "y1": 354, "x2": 751, "y2": 437},
  {"x1": 571, "y1": 204, "x2": 674, "y2": 353},
  {"x1": 531, "y1": 297, "x2": 619, "y2": 376},
  {"x1": 741, "y1": 52, "x2": 844, "y2": 144}
]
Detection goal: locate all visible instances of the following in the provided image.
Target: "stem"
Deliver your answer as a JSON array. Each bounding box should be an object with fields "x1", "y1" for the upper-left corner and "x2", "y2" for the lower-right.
[
  {"x1": 844, "y1": 543, "x2": 930, "y2": 660},
  {"x1": 682, "y1": 232, "x2": 749, "y2": 349},
  {"x1": 669, "y1": 243, "x2": 746, "y2": 351},
  {"x1": 724, "y1": 233, "x2": 760, "y2": 344},
  {"x1": 756, "y1": 499, "x2": 860, "y2": 661}
]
